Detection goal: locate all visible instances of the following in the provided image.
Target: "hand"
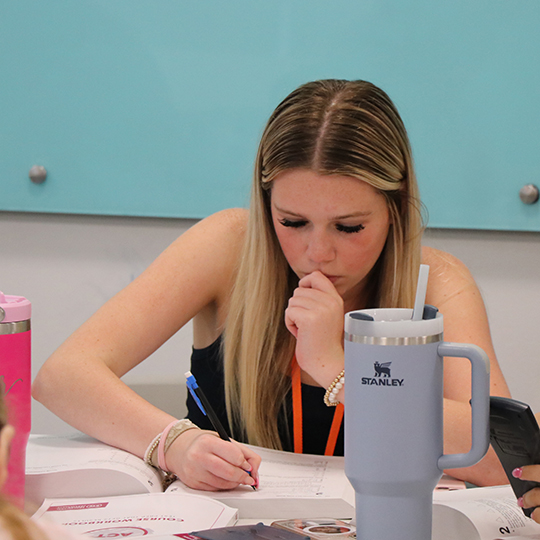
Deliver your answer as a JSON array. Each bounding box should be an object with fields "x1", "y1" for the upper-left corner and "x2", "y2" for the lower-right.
[
  {"x1": 284, "y1": 271, "x2": 344, "y2": 387},
  {"x1": 166, "y1": 429, "x2": 260, "y2": 491},
  {"x1": 513, "y1": 465, "x2": 540, "y2": 522}
]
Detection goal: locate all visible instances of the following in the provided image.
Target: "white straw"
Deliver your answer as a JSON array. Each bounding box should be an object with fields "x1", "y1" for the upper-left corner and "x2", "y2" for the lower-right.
[{"x1": 412, "y1": 264, "x2": 430, "y2": 321}]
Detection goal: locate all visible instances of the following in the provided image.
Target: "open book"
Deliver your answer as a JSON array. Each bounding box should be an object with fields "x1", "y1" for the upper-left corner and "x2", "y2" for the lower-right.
[
  {"x1": 26, "y1": 434, "x2": 355, "y2": 519},
  {"x1": 30, "y1": 434, "x2": 536, "y2": 537},
  {"x1": 432, "y1": 485, "x2": 540, "y2": 540}
]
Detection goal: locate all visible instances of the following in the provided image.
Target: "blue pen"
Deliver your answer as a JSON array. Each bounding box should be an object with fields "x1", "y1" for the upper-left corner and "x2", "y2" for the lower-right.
[{"x1": 185, "y1": 371, "x2": 257, "y2": 489}]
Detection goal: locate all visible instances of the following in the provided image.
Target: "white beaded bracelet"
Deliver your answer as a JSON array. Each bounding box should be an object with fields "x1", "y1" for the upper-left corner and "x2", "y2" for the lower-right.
[
  {"x1": 144, "y1": 418, "x2": 199, "y2": 470},
  {"x1": 324, "y1": 369, "x2": 345, "y2": 407}
]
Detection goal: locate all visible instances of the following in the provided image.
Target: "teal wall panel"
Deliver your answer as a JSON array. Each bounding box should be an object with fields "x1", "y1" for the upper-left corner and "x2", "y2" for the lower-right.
[{"x1": 1, "y1": 1, "x2": 539, "y2": 230}]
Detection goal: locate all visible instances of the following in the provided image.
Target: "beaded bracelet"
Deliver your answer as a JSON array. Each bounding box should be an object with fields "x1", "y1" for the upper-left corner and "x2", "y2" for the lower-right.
[
  {"x1": 323, "y1": 369, "x2": 345, "y2": 407},
  {"x1": 144, "y1": 433, "x2": 161, "y2": 465},
  {"x1": 144, "y1": 419, "x2": 199, "y2": 471}
]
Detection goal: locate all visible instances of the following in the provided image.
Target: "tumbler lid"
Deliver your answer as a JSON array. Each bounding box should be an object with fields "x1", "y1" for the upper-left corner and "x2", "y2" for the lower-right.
[
  {"x1": 0, "y1": 292, "x2": 31, "y2": 323},
  {"x1": 345, "y1": 307, "x2": 443, "y2": 339}
]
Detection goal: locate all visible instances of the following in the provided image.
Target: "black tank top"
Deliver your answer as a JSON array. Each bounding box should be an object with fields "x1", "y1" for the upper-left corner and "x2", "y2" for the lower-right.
[{"x1": 186, "y1": 336, "x2": 344, "y2": 456}]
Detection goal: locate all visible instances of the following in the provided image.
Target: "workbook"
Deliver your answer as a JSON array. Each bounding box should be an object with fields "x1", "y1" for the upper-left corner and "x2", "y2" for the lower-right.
[
  {"x1": 28, "y1": 434, "x2": 536, "y2": 537},
  {"x1": 432, "y1": 485, "x2": 540, "y2": 540},
  {"x1": 26, "y1": 434, "x2": 355, "y2": 519},
  {"x1": 32, "y1": 492, "x2": 238, "y2": 537}
]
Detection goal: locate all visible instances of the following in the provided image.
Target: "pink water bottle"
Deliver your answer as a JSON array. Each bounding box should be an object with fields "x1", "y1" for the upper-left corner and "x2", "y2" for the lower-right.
[{"x1": 0, "y1": 292, "x2": 31, "y2": 506}]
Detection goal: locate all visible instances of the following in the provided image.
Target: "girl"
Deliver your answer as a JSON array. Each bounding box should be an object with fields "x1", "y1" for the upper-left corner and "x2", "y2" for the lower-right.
[{"x1": 33, "y1": 79, "x2": 511, "y2": 492}]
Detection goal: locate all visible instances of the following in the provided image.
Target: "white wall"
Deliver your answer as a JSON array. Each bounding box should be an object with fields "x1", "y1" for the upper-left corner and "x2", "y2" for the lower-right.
[
  {"x1": 1, "y1": 211, "x2": 539, "y2": 434},
  {"x1": 1, "y1": 211, "x2": 196, "y2": 434}
]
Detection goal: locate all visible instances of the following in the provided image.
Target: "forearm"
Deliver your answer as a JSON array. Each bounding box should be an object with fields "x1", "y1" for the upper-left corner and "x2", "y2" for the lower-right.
[
  {"x1": 442, "y1": 398, "x2": 506, "y2": 486},
  {"x1": 32, "y1": 354, "x2": 176, "y2": 459}
]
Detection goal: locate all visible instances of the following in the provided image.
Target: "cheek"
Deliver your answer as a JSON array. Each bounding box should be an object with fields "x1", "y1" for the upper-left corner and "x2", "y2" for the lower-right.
[
  {"x1": 272, "y1": 221, "x2": 299, "y2": 265},
  {"x1": 275, "y1": 230, "x2": 300, "y2": 265},
  {"x1": 343, "y1": 230, "x2": 388, "y2": 271}
]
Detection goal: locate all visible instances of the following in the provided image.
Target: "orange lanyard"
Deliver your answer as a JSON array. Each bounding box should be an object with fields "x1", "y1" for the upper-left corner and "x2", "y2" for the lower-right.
[{"x1": 291, "y1": 356, "x2": 344, "y2": 456}]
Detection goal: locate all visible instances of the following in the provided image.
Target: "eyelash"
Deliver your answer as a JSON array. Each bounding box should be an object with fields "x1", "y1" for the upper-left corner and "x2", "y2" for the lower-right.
[
  {"x1": 336, "y1": 223, "x2": 365, "y2": 234},
  {"x1": 278, "y1": 219, "x2": 365, "y2": 234}
]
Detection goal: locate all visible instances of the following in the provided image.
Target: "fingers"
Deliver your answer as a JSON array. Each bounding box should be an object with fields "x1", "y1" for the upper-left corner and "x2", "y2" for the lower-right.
[
  {"x1": 519, "y1": 487, "x2": 540, "y2": 514},
  {"x1": 232, "y1": 440, "x2": 261, "y2": 488},
  {"x1": 284, "y1": 271, "x2": 345, "y2": 382},
  {"x1": 285, "y1": 272, "x2": 342, "y2": 323},
  {"x1": 186, "y1": 450, "x2": 255, "y2": 491},
  {"x1": 531, "y1": 506, "x2": 540, "y2": 524},
  {"x1": 513, "y1": 465, "x2": 540, "y2": 482},
  {"x1": 513, "y1": 466, "x2": 540, "y2": 515},
  {"x1": 298, "y1": 271, "x2": 342, "y2": 296},
  {"x1": 284, "y1": 311, "x2": 299, "y2": 338},
  {"x1": 285, "y1": 288, "x2": 335, "y2": 331},
  {"x1": 172, "y1": 431, "x2": 259, "y2": 491}
]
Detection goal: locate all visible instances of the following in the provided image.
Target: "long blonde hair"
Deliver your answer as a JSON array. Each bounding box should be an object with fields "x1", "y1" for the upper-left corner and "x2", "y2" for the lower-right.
[{"x1": 224, "y1": 79, "x2": 423, "y2": 449}]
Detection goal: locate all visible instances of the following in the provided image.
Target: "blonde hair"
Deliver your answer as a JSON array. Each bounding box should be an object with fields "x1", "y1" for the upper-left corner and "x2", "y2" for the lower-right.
[{"x1": 224, "y1": 79, "x2": 423, "y2": 449}]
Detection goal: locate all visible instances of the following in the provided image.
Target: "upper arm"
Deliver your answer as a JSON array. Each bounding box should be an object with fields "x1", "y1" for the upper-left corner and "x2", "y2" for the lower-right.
[
  {"x1": 42, "y1": 208, "x2": 248, "y2": 378},
  {"x1": 423, "y1": 247, "x2": 511, "y2": 401}
]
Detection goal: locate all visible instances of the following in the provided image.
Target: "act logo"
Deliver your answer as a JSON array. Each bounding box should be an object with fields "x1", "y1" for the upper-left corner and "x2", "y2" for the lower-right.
[{"x1": 361, "y1": 362, "x2": 404, "y2": 387}]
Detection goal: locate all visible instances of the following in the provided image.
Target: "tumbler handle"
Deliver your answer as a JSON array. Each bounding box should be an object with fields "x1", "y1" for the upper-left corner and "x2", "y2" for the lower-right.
[{"x1": 437, "y1": 342, "x2": 490, "y2": 471}]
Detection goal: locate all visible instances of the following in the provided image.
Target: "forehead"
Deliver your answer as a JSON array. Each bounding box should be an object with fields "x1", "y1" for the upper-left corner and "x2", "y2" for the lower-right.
[{"x1": 270, "y1": 169, "x2": 386, "y2": 215}]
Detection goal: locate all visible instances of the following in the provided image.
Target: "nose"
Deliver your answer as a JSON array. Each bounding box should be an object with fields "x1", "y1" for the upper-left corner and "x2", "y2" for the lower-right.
[{"x1": 306, "y1": 230, "x2": 335, "y2": 264}]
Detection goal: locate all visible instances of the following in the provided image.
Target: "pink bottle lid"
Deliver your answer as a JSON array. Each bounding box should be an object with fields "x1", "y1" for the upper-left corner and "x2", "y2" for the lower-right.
[{"x1": 0, "y1": 292, "x2": 32, "y2": 323}]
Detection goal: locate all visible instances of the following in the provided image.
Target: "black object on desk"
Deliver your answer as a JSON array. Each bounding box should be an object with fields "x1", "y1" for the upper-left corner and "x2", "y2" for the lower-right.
[
  {"x1": 490, "y1": 396, "x2": 540, "y2": 517},
  {"x1": 190, "y1": 523, "x2": 308, "y2": 540}
]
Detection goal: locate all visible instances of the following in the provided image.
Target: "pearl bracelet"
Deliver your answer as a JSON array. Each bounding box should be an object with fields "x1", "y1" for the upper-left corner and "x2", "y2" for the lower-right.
[
  {"x1": 144, "y1": 418, "x2": 199, "y2": 470},
  {"x1": 324, "y1": 369, "x2": 345, "y2": 407}
]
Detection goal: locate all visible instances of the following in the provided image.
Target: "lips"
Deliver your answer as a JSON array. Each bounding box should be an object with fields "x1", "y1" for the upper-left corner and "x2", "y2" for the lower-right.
[
  {"x1": 297, "y1": 270, "x2": 340, "y2": 283},
  {"x1": 314, "y1": 271, "x2": 340, "y2": 282}
]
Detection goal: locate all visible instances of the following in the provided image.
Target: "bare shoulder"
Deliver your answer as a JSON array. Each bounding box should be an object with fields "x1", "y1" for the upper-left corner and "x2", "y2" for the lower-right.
[
  {"x1": 422, "y1": 246, "x2": 478, "y2": 307},
  {"x1": 127, "y1": 207, "x2": 249, "y2": 324},
  {"x1": 422, "y1": 246, "x2": 473, "y2": 278},
  {"x1": 170, "y1": 208, "x2": 248, "y2": 344},
  {"x1": 185, "y1": 207, "x2": 248, "y2": 241},
  {"x1": 167, "y1": 207, "x2": 248, "y2": 264},
  {"x1": 201, "y1": 207, "x2": 249, "y2": 229}
]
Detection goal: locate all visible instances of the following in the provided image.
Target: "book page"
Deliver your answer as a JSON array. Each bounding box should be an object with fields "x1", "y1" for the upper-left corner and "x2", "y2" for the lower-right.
[
  {"x1": 32, "y1": 493, "x2": 238, "y2": 537},
  {"x1": 26, "y1": 434, "x2": 163, "y2": 502},
  {"x1": 434, "y1": 485, "x2": 540, "y2": 540},
  {"x1": 169, "y1": 445, "x2": 353, "y2": 501},
  {"x1": 166, "y1": 446, "x2": 354, "y2": 519}
]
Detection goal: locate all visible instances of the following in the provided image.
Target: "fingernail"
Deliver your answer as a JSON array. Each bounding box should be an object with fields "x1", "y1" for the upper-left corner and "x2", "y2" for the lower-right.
[
  {"x1": 517, "y1": 497, "x2": 524, "y2": 508},
  {"x1": 513, "y1": 467, "x2": 523, "y2": 479}
]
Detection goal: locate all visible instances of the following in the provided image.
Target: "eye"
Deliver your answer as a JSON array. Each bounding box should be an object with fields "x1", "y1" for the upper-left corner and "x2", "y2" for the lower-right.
[
  {"x1": 336, "y1": 223, "x2": 365, "y2": 234},
  {"x1": 279, "y1": 218, "x2": 307, "y2": 229}
]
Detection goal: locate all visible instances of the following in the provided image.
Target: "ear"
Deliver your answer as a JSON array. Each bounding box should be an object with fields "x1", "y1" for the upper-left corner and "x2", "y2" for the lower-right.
[{"x1": 0, "y1": 424, "x2": 15, "y2": 491}]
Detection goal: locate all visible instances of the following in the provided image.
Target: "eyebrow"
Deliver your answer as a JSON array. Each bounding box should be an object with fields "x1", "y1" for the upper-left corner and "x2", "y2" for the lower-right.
[{"x1": 273, "y1": 204, "x2": 373, "y2": 220}]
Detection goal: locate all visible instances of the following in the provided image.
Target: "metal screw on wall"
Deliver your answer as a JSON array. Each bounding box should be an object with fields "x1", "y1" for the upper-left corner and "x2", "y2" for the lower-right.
[
  {"x1": 29, "y1": 165, "x2": 47, "y2": 184},
  {"x1": 519, "y1": 184, "x2": 539, "y2": 205}
]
